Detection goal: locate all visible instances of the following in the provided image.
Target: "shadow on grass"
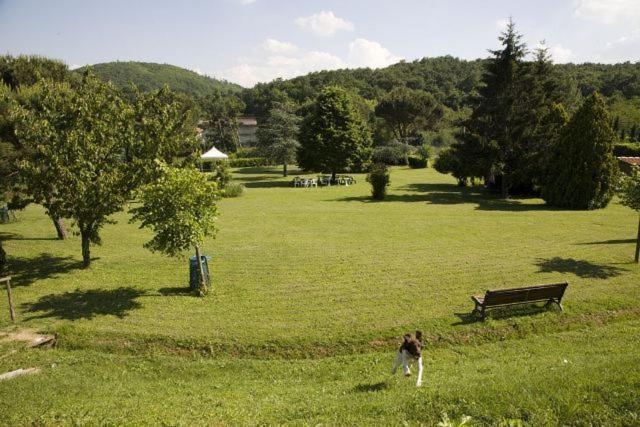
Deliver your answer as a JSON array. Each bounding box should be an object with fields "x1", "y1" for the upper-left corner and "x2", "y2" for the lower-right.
[
  {"x1": 452, "y1": 304, "x2": 552, "y2": 325},
  {"x1": 0, "y1": 232, "x2": 58, "y2": 242},
  {"x1": 233, "y1": 167, "x2": 294, "y2": 175},
  {"x1": 23, "y1": 287, "x2": 145, "y2": 320},
  {"x1": 334, "y1": 183, "x2": 561, "y2": 212},
  {"x1": 535, "y1": 257, "x2": 627, "y2": 279},
  {"x1": 577, "y1": 239, "x2": 636, "y2": 245},
  {"x1": 158, "y1": 286, "x2": 195, "y2": 296},
  {"x1": 4, "y1": 253, "x2": 86, "y2": 287},
  {"x1": 242, "y1": 180, "x2": 293, "y2": 189},
  {"x1": 352, "y1": 382, "x2": 389, "y2": 393}
]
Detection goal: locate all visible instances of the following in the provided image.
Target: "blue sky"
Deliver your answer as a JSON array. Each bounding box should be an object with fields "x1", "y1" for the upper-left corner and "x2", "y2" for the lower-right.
[{"x1": 0, "y1": 0, "x2": 639, "y2": 87}]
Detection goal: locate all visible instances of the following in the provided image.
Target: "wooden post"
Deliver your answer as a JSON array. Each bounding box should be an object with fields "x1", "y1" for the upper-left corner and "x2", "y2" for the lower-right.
[
  {"x1": 1, "y1": 277, "x2": 15, "y2": 323},
  {"x1": 635, "y1": 216, "x2": 640, "y2": 264},
  {"x1": 194, "y1": 246, "x2": 207, "y2": 295}
]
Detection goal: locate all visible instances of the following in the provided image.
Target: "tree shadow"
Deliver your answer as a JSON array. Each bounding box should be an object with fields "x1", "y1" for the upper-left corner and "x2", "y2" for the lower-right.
[
  {"x1": 0, "y1": 232, "x2": 58, "y2": 242},
  {"x1": 4, "y1": 253, "x2": 85, "y2": 287},
  {"x1": 577, "y1": 239, "x2": 636, "y2": 245},
  {"x1": 158, "y1": 286, "x2": 195, "y2": 296},
  {"x1": 352, "y1": 382, "x2": 389, "y2": 393},
  {"x1": 233, "y1": 167, "x2": 295, "y2": 175},
  {"x1": 535, "y1": 257, "x2": 627, "y2": 279},
  {"x1": 22, "y1": 287, "x2": 145, "y2": 320},
  {"x1": 334, "y1": 183, "x2": 561, "y2": 212},
  {"x1": 242, "y1": 180, "x2": 293, "y2": 189}
]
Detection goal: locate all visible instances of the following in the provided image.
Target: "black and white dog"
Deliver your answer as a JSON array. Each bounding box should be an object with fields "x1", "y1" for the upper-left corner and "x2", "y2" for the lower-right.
[{"x1": 391, "y1": 330, "x2": 423, "y2": 387}]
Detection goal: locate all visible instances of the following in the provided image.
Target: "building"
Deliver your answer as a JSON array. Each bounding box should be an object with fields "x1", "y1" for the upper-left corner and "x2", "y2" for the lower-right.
[
  {"x1": 618, "y1": 157, "x2": 640, "y2": 175},
  {"x1": 237, "y1": 115, "x2": 258, "y2": 148}
]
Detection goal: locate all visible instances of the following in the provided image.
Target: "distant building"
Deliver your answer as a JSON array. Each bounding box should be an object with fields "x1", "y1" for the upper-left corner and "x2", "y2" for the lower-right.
[
  {"x1": 238, "y1": 115, "x2": 258, "y2": 147},
  {"x1": 618, "y1": 157, "x2": 640, "y2": 175}
]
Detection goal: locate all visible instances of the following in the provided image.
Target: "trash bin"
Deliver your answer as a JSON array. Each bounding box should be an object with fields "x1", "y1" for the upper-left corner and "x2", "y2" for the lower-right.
[{"x1": 189, "y1": 255, "x2": 211, "y2": 290}]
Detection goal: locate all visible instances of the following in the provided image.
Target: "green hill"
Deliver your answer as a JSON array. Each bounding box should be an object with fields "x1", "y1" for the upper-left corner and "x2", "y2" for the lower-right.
[{"x1": 77, "y1": 61, "x2": 241, "y2": 97}]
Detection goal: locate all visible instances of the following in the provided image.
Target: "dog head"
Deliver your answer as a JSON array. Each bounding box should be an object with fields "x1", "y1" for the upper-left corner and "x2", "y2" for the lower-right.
[{"x1": 402, "y1": 330, "x2": 423, "y2": 359}]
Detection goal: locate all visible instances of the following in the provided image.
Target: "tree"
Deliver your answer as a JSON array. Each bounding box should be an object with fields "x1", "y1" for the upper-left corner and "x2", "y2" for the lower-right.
[
  {"x1": 542, "y1": 93, "x2": 618, "y2": 209},
  {"x1": 200, "y1": 90, "x2": 244, "y2": 153},
  {"x1": 298, "y1": 86, "x2": 372, "y2": 180},
  {"x1": 130, "y1": 163, "x2": 220, "y2": 296},
  {"x1": 256, "y1": 102, "x2": 301, "y2": 176},
  {"x1": 367, "y1": 163, "x2": 390, "y2": 200},
  {"x1": 619, "y1": 169, "x2": 640, "y2": 263},
  {"x1": 374, "y1": 86, "x2": 443, "y2": 141}
]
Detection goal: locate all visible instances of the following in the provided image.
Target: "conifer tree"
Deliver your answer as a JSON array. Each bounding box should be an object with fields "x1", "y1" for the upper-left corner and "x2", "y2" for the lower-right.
[{"x1": 542, "y1": 93, "x2": 618, "y2": 209}]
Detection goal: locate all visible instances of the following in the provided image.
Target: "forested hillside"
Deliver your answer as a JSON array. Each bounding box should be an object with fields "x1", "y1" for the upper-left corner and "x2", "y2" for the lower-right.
[{"x1": 77, "y1": 61, "x2": 241, "y2": 98}]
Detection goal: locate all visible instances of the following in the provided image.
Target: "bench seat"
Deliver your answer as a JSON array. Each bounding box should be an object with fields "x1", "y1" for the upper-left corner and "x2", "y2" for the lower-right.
[{"x1": 471, "y1": 282, "x2": 568, "y2": 320}]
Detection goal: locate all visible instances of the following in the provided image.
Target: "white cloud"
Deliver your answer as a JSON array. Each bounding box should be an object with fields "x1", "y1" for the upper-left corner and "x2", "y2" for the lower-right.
[
  {"x1": 547, "y1": 44, "x2": 575, "y2": 63},
  {"x1": 347, "y1": 38, "x2": 403, "y2": 68},
  {"x1": 606, "y1": 28, "x2": 640, "y2": 47},
  {"x1": 261, "y1": 38, "x2": 298, "y2": 54},
  {"x1": 218, "y1": 38, "x2": 401, "y2": 87},
  {"x1": 191, "y1": 67, "x2": 204, "y2": 75},
  {"x1": 574, "y1": 0, "x2": 640, "y2": 24},
  {"x1": 234, "y1": 0, "x2": 256, "y2": 4},
  {"x1": 295, "y1": 11, "x2": 354, "y2": 37}
]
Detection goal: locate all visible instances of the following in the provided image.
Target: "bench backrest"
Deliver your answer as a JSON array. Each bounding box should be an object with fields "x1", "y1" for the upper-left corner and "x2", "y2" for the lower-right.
[{"x1": 484, "y1": 282, "x2": 568, "y2": 306}]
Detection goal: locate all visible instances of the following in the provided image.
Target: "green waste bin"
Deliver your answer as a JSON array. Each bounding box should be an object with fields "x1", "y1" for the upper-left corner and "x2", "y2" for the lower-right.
[{"x1": 189, "y1": 255, "x2": 211, "y2": 290}]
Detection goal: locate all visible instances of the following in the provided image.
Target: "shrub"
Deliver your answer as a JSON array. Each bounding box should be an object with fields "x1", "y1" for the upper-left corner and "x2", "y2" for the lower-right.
[
  {"x1": 209, "y1": 161, "x2": 232, "y2": 189},
  {"x1": 228, "y1": 157, "x2": 269, "y2": 167},
  {"x1": 408, "y1": 155, "x2": 428, "y2": 169},
  {"x1": 372, "y1": 142, "x2": 411, "y2": 165},
  {"x1": 613, "y1": 142, "x2": 640, "y2": 157},
  {"x1": 222, "y1": 182, "x2": 245, "y2": 198},
  {"x1": 366, "y1": 163, "x2": 390, "y2": 200}
]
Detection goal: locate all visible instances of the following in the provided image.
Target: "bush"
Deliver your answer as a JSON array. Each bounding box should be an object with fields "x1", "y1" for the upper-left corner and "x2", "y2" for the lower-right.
[
  {"x1": 408, "y1": 155, "x2": 428, "y2": 169},
  {"x1": 209, "y1": 161, "x2": 232, "y2": 189},
  {"x1": 228, "y1": 157, "x2": 269, "y2": 167},
  {"x1": 613, "y1": 142, "x2": 640, "y2": 157},
  {"x1": 222, "y1": 182, "x2": 245, "y2": 198},
  {"x1": 366, "y1": 163, "x2": 390, "y2": 200},
  {"x1": 372, "y1": 141, "x2": 411, "y2": 165}
]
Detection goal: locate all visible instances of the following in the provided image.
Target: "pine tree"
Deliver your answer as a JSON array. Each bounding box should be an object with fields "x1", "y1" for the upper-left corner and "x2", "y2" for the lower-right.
[
  {"x1": 256, "y1": 102, "x2": 301, "y2": 177},
  {"x1": 542, "y1": 93, "x2": 618, "y2": 209}
]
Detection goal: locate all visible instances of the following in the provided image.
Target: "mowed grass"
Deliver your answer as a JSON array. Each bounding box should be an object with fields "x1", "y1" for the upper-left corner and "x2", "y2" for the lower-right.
[
  {"x1": 1, "y1": 166, "x2": 639, "y2": 353},
  {"x1": 1, "y1": 166, "x2": 640, "y2": 424}
]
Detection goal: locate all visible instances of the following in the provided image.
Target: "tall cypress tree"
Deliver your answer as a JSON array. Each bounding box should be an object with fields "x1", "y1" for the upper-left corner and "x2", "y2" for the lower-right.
[{"x1": 542, "y1": 93, "x2": 618, "y2": 209}]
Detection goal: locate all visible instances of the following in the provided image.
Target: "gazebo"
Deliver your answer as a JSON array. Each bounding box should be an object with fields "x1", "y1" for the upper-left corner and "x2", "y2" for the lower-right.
[{"x1": 200, "y1": 146, "x2": 228, "y2": 171}]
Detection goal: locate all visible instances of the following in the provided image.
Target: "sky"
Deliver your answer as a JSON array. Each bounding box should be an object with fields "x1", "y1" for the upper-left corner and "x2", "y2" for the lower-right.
[{"x1": 0, "y1": 0, "x2": 639, "y2": 87}]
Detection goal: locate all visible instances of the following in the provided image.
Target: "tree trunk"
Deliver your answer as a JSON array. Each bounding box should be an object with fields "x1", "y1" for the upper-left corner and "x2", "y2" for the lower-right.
[
  {"x1": 80, "y1": 229, "x2": 91, "y2": 268},
  {"x1": 283, "y1": 163, "x2": 288, "y2": 177},
  {"x1": 0, "y1": 240, "x2": 6, "y2": 274},
  {"x1": 331, "y1": 171, "x2": 336, "y2": 183},
  {"x1": 501, "y1": 174, "x2": 509, "y2": 199},
  {"x1": 194, "y1": 245, "x2": 207, "y2": 296},
  {"x1": 51, "y1": 216, "x2": 67, "y2": 240},
  {"x1": 635, "y1": 215, "x2": 640, "y2": 263}
]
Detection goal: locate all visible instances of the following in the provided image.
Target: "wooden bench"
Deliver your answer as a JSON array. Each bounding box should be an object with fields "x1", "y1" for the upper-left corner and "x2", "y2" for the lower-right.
[{"x1": 471, "y1": 282, "x2": 568, "y2": 320}]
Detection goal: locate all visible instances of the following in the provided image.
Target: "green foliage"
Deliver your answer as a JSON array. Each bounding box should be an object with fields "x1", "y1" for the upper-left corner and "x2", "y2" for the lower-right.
[
  {"x1": 0, "y1": 55, "x2": 72, "y2": 89},
  {"x1": 374, "y1": 86, "x2": 444, "y2": 140},
  {"x1": 200, "y1": 90, "x2": 245, "y2": 153},
  {"x1": 77, "y1": 61, "x2": 240, "y2": 98},
  {"x1": 372, "y1": 141, "x2": 411, "y2": 165},
  {"x1": 408, "y1": 155, "x2": 428, "y2": 169},
  {"x1": 298, "y1": 86, "x2": 372, "y2": 176},
  {"x1": 222, "y1": 182, "x2": 245, "y2": 198},
  {"x1": 256, "y1": 102, "x2": 300, "y2": 175},
  {"x1": 542, "y1": 93, "x2": 618, "y2": 209},
  {"x1": 228, "y1": 157, "x2": 270, "y2": 167},
  {"x1": 209, "y1": 161, "x2": 232, "y2": 189},
  {"x1": 366, "y1": 163, "x2": 390, "y2": 200},
  {"x1": 619, "y1": 169, "x2": 640, "y2": 212},
  {"x1": 130, "y1": 163, "x2": 220, "y2": 258}
]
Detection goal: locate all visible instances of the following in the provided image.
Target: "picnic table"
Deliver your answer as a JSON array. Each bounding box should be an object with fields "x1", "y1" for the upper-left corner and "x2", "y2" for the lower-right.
[{"x1": 292, "y1": 175, "x2": 356, "y2": 187}]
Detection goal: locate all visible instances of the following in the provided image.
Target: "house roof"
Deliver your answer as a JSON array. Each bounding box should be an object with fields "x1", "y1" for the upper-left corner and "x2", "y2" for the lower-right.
[{"x1": 618, "y1": 157, "x2": 640, "y2": 166}]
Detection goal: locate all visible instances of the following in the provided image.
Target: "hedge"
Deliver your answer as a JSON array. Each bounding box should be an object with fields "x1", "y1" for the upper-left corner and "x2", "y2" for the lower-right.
[
  {"x1": 408, "y1": 156, "x2": 428, "y2": 169},
  {"x1": 228, "y1": 157, "x2": 270, "y2": 167}
]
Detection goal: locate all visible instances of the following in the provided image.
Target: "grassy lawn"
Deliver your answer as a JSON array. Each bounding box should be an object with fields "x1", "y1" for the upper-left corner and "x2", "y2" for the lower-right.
[{"x1": 1, "y1": 166, "x2": 639, "y2": 424}]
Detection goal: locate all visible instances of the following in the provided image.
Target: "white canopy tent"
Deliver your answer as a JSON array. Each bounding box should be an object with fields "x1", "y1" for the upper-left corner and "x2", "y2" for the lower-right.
[{"x1": 200, "y1": 146, "x2": 229, "y2": 160}]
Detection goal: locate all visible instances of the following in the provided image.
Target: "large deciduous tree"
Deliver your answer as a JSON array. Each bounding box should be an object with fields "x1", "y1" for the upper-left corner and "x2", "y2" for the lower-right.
[
  {"x1": 374, "y1": 86, "x2": 443, "y2": 141},
  {"x1": 256, "y1": 102, "x2": 300, "y2": 176},
  {"x1": 542, "y1": 93, "x2": 618, "y2": 209},
  {"x1": 298, "y1": 86, "x2": 372, "y2": 180},
  {"x1": 130, "y1": 163, "x2": 220, "y2": 296},
  {"x1": 619, "y1": 169, "x2": 640, "y2": 263},
  {"x1": 201, "y1": 90, "x2": 244, "y2": 153}
]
